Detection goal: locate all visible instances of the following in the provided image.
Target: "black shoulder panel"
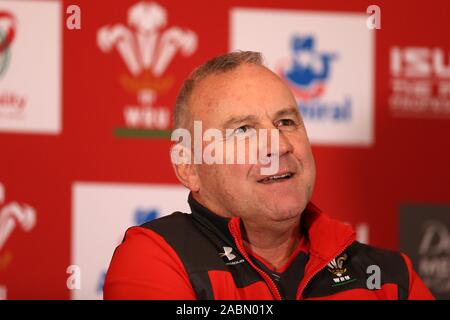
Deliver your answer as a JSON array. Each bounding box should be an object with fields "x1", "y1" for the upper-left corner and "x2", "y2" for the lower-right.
[
  {"x1": 141, "y1": 212, "x2": 263, "y2": 299},
  {"x1": 303, "y1": 241, "x2": 410, "y2": 299}
]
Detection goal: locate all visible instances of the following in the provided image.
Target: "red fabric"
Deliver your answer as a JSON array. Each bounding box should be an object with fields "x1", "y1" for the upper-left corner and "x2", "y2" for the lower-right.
[
  {"x1": 401, "y1": 253, "x2": 435, "y2": 300},
  {"x1": 306, "y1": 283, "x2": 402, "y2": 300},
  {"x1": 103, "y1": 204, "x2": 435, "y2": 300},
  {"x1": 103, "y1": 227, "x2": 196, "y2": 300}
]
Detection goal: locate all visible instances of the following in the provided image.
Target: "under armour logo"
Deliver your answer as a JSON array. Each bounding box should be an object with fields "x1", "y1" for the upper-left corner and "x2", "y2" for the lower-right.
[{"x1": 219, "y1": 246, "x2": 236, "y2": 261}]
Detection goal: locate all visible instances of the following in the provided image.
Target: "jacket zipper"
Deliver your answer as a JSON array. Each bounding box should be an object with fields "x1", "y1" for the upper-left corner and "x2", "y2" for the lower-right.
[
  {"x1": 229, "y1": 221, "x2": 283, "y2": 300},
  {"x1": 296, "y1": 237, "x2": 355, "y2": 300}
]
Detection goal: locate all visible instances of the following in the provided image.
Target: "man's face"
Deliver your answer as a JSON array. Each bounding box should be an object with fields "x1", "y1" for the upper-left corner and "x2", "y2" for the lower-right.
[{"x1": 189, "y1": 63, "x2": 316, "y2": 226}]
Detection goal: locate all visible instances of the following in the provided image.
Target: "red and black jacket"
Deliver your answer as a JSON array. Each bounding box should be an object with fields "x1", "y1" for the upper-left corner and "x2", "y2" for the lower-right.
[{"x1": 104, "y1": 193, "x2": 434, "y2": 300}]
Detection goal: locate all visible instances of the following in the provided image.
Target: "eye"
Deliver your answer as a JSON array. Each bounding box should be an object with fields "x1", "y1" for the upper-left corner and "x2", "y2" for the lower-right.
[
  {"x1": 276, "y1": 119, "x2": 297, "y2": 128},
  {"x1": 233, "y1": 125, "x2": 251, "y2": 135}
]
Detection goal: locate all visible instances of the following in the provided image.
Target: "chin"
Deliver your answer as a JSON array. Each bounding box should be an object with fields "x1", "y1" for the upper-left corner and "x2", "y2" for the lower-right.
[{"x1": 266, "y1": 199, "x2": 306, "y2": 222}]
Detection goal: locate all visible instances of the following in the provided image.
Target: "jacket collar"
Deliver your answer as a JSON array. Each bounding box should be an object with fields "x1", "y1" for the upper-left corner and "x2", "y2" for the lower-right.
[
  {"x1": 188, "y1": 192, "x2": 235, "y2": 246},
  {"x1": 187, "y1": 192, "x2": 356, "y2": 262},
  {"x1": 301, "y1": 202, "x2": 356, "y2": 261}
]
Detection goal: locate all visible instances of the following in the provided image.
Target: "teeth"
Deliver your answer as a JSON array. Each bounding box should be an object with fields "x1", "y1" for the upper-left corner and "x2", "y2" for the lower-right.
[
  {"x1": 274, "y1": 173, "x2": 290, "y2": 179},
  {"x1": 260, "y1": 172, "x2": 292, "y2": 183}
]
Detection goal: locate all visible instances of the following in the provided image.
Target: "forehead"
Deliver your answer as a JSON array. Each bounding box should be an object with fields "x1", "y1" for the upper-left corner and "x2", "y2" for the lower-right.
[{"x1": 188, "y1": 64, "x2": 297, "y2": 127}]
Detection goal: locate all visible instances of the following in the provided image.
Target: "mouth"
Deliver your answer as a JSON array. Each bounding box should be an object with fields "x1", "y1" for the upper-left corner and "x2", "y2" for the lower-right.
[{"x1": 257, "y1": 172, "x2": 295, "y2": 184}]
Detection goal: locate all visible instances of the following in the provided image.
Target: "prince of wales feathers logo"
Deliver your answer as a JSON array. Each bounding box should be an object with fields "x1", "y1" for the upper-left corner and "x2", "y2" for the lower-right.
[
  {"x1": 327, "y1": 253, "x2": 356, "y2": 286},
  {"x1": 97, "y1": 1, "x2": 198, "y2": 138},
  {"x1": 0, "y1": 11, "x2": 15, "y2": 79}
]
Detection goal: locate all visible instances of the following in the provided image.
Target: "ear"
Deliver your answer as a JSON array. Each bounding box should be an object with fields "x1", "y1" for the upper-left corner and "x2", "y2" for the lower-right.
[{"x1": 170, "y1": 144, "x2": 200, "y2": 192}]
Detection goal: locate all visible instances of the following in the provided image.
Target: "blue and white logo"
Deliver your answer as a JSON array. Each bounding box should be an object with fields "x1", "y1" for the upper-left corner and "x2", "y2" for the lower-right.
[
  {"x1": 277, "y1": 35, "x2": 351, "y2": 122},
  {"x1": 134, "y1": 208, "x2": 159, "y2": 225},
  {"x1": 279, "y1": 35, "x2": 335, "y2": 99},
  {"x1": 231, "y1": 9, "x2": 374, "y2": 146}
]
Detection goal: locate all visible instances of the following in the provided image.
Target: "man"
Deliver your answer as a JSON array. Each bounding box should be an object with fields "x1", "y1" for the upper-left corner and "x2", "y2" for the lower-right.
[{"x1": 103, "y1": 51, "x2": 434, "y2": 300}]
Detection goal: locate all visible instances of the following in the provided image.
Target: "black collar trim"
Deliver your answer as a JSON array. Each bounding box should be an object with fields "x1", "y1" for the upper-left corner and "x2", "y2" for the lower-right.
[{"x1": 188, "y1": 192, "x2": 236, "y2": 246}]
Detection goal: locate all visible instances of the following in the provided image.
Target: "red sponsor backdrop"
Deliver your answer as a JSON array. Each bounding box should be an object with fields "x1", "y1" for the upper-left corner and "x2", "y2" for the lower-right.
[{"x1": 0, "y1": 0, "x2": 449, "y2": 299}]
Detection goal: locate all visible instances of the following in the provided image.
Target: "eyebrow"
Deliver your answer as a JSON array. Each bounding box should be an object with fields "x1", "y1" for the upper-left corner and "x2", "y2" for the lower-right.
[
  {"x1": 273, "y1": 106, "x2": 301, "y2": 120},
  {"x1": 221, "y1": 106, "x2": 300, "y2": 129},
  {"x1": 221, "y1": 114, "x2": 259, "y2": 129}
]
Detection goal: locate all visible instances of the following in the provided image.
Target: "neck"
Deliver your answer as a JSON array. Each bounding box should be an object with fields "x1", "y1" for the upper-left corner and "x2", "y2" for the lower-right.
[
  {"x1": 191, "y1": 192, "x2": 303, "y2": 270},
  {"x1": 242, "y1": 219, "x2": 301, "y2": 271}
]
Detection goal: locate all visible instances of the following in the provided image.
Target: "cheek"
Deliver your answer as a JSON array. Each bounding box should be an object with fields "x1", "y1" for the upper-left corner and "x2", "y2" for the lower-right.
[
  {"x1": 198, "y1": 164, "x2": 250, "y2": 189},
  {"x1": 222, "y1": 164, "x2": 252, "y2": 185},
  {"x1": 291, "y1": 135, "x2": 316, "y2": 171},
  {"x1": 218, "y1": 165, "x2": 255, "y2": 200}
]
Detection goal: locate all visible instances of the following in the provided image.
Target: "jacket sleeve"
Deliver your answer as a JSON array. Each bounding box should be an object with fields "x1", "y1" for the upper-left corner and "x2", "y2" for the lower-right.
[
  {"x1": 401, "y1": 253, "x2": 435, "y2": 300},
  {"x1": 103, "y1": 226, "x2": 197, "y2": 300}
]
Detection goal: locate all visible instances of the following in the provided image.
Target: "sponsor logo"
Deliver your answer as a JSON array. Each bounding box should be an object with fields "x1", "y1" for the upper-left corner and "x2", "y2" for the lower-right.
[
  {"x1": 97, "y1": 1, "x2": 198, "y2": 138},
  {"x1": 400, "y1": 204, "x2": 450, "y2": 299},
  {"x1": 0, "y1": 10, "x2": 25, "y2": 118},
  {"x1": 389, "y1": 47, "x2": 450, "y2": 118},
  {"x1": 0, "y1": 1, "x2": 61, "y2": 134},
  {"x1": 134, "y1": 208, "x2": 158, "y2": 225},
  {"x1": 0, "y1": 182, "x2": 37, "y2": 300},
  {"x1": 95, "y1": 207, "x2": 160, "y2": 295},
  {"x1": 327, "y1": 253, "x2": 355, "y2": 286},
  {"x1": 219, "y1": 246, "x2": 245, "y2": 266},
  {"x1": 418, "y1": 220, "x2": 450, "y2": 295},
  {"x1": 72, "y1": 182, "x2": 189, "y2": 299},
  {"x1": 219, "y1": 246, "x2": 236, "y2": 261},
  {"x1": 0, "y1": 11, "x2": 15, "y2": 79},
  {"x1": 0, "y1": 182, "x2": 36, "y2": 252},
  {"x1": 96, "y1": 271, "x2": 106, "y2": 295},
  {"x1": 231, "y1": 8, "x2": 374, "y2": 146},
  {"x1": 276, "y1": 35, "x2": 351, "y2": 122}
]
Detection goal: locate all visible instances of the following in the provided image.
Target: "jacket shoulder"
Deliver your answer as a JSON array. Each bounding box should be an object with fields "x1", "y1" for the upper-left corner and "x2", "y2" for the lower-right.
[
  {"x1": 304, "y1": 241, "x2": 410, "y2": 299},
  {"x1": 348, "y1": 242, "x2": 410, "y2": 297},
  {"x1": 141, "y1": 210, "x2": 229, "y2": 271},
  {"x1": 349, "y1": 242, "x2": 408, "y2": 268},
  {"x1": 140, "y1": 211, "x2": 193, "y2": 232}
]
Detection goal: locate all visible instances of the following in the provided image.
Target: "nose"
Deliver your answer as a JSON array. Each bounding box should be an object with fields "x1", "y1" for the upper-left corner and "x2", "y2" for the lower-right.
[{"x1": 263, "y1": 128, "x2": 294, "y2": 159}]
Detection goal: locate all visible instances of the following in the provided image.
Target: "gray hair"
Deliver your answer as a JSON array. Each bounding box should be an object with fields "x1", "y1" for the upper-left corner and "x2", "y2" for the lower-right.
[{"x1": 173, "y1": 51, "x2": 263, "y2": 130}]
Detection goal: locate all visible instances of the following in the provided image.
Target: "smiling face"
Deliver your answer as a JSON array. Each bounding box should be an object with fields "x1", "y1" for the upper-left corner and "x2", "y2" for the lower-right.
[{"x1": 186, "y1": 63, "x2": 316, "y2": 226}]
